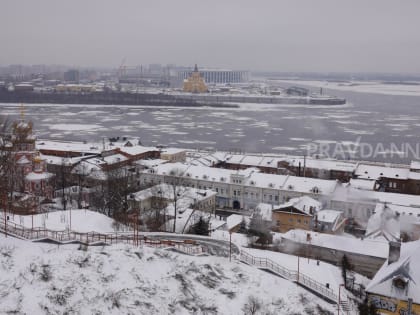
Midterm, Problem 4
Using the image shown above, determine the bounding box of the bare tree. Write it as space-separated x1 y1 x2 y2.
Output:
54 158 71 210
142 185 168 231
242 296 262 315
165 168 189 233
91 167 135 221
0 115 13 214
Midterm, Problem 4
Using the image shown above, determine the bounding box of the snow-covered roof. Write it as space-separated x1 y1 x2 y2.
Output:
410 160 420 171
366 240 420 304
41 154 85 166
355 164 409 180
332 184 420 208
349 178 376 191
408 171 420 180
245 172 288 189
130 183 216 203
150 162 247 183
365 203 400 242
287 157 356 173
160 148 187 155
70 160 106 180
275 196 322 215
118 146 158 156
25 172 53 181
223 153 284 168
282 229 389 258
36 140 102 154
102 153 128 164
148 163 338 194
282 176 338 194
16 155 31 164
226 214 249 230
316 209 342 224
135 159 168 168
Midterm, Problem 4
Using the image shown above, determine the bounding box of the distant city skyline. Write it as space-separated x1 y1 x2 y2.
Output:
1 0 420 73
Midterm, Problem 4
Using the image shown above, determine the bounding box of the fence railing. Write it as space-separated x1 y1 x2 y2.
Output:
0 215 205 255
239 250 356 314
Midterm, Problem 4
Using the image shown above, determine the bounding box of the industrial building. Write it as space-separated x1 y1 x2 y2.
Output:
177 67 249 84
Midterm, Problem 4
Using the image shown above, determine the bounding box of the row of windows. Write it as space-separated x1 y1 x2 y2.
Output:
276 218 309 226
144 176 295 202
388 181 397 188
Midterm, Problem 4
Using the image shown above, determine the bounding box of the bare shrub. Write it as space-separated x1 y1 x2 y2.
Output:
40 264 52 282
242 295 262 315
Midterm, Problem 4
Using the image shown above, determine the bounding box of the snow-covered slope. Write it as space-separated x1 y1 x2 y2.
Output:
6 210 128 233
0 236 336 315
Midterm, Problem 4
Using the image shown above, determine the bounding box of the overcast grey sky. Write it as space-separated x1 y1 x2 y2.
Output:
1 0 420 73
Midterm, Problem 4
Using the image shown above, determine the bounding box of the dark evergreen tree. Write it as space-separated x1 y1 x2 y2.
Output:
358 298 377 315
237 217 248 234
341 254 351 286
247 213 272 247
190 216 209 236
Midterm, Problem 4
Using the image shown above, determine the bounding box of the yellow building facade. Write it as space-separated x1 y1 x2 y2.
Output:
368 294 420 315
183 64 208 93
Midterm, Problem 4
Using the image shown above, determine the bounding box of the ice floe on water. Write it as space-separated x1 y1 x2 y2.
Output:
49 124 104 131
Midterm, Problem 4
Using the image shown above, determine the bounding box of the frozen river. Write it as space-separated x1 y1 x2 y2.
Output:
2 85 420 163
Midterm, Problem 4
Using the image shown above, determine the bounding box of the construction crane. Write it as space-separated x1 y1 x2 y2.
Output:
117 57 126 79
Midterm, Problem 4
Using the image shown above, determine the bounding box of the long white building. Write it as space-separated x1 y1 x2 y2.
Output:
138 162 420 226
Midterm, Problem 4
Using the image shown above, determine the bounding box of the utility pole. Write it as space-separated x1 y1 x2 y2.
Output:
297 256 300 282
229 231 232 262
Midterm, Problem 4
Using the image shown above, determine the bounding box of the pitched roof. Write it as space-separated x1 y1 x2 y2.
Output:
366 240 420 304
275 196 322 215
365 203 400 242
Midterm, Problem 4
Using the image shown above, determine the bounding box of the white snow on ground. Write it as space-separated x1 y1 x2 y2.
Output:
212 231 370 296
0 236 336 315
6 210 127 233
244 247 370 295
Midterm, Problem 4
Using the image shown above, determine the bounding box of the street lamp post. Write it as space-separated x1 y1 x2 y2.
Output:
229 231 232 262
338 283 345 315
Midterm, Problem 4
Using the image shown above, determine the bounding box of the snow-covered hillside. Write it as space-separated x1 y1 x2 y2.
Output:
0 236 336 315
6 210 128 233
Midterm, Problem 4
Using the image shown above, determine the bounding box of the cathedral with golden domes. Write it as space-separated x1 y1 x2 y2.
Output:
183 64 208 93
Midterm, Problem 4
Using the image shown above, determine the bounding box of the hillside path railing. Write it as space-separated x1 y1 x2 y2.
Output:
0 214 205 255
239 250 357 314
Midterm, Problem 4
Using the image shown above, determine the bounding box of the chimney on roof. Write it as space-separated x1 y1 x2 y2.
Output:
388 241 401 265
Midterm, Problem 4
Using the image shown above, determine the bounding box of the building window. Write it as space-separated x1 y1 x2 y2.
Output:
289 218 293 223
